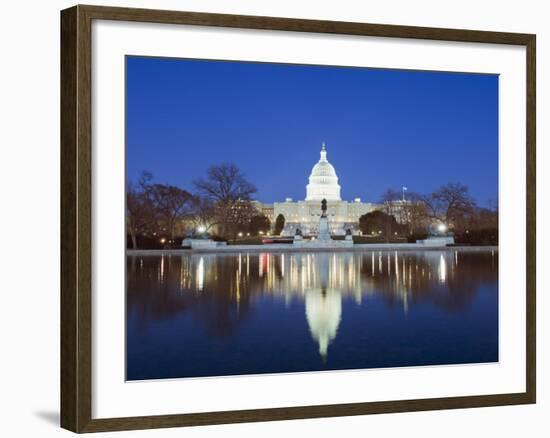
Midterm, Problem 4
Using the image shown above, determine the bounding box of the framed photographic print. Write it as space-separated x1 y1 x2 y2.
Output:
60 4 536 433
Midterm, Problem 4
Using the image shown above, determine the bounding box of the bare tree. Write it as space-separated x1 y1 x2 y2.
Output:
188 196 218 234
380 189 401 218
149 184 193 241
400 191 429 235
378 189 402 237
126 172 155 249
193 163 257 237
420 183 476 228
194 163 257 203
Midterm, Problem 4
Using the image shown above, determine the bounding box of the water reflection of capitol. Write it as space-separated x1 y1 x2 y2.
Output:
173 250 493 359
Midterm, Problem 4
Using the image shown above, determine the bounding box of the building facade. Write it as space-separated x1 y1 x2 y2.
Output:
255 143 379 236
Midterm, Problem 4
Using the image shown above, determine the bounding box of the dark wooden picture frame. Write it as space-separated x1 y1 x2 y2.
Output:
61 4 536 433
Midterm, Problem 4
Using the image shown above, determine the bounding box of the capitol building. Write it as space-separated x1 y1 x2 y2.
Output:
254 143 379 236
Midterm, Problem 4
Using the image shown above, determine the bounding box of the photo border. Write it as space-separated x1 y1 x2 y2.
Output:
60 4 536 433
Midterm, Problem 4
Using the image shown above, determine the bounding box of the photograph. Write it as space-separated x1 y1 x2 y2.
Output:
0 0 542 435
125 56 499 381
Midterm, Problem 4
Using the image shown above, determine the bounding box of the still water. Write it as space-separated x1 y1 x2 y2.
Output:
127 249 498 380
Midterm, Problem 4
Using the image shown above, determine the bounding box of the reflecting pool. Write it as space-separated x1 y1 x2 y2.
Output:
126 249 498 380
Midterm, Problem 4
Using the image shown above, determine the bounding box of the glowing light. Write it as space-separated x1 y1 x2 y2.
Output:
160 237 166 244
197 225 206 233
437 223 447 233
238 232 243 237
394 251 399 284
438 254 447 283
159 255 165 281
196 257 204 291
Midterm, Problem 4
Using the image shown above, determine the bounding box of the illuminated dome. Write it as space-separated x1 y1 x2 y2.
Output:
305 288 342 359
306 143 341 201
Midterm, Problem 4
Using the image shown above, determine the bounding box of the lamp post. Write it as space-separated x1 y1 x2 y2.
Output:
402 186 408 202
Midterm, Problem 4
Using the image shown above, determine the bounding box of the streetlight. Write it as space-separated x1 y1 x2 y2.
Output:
197 225 206 234
437 223 447 233
238 232 243 237
160 237 166 244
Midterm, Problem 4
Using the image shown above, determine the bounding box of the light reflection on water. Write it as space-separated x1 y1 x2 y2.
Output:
127 249 498 380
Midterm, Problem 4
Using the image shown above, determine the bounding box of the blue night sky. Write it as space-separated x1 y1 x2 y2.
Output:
126 56 498 206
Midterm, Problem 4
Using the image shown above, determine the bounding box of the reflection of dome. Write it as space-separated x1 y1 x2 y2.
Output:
305 288 342 359
306 143 341 201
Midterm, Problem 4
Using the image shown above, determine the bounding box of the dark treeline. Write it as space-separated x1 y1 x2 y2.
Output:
126 165 271 249
128 165 498 248
359 183 498 245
